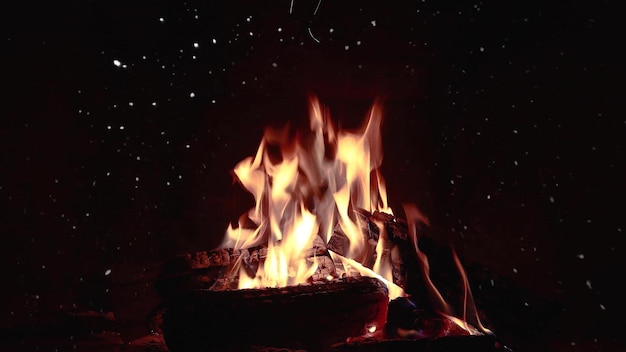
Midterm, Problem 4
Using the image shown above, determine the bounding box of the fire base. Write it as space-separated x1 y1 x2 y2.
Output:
162 277 388 352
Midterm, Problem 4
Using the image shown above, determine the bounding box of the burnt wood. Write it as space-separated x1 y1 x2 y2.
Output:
162 277 389 352
332 335 496 352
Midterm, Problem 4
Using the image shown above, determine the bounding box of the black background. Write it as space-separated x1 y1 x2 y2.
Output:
4 1 625 351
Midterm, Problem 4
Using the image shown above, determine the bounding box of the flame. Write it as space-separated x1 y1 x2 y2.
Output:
220 95 492 336
222 96 401 295
403 203 492 336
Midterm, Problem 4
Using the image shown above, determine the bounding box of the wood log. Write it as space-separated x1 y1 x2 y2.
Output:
155 235 338 297
162 277 389 352
332 335 495 352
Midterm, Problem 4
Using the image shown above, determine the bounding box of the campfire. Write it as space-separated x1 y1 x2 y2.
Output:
157 96 498 351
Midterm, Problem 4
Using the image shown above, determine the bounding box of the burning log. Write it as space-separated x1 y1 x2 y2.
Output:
332 334 496 352
154 235 337 297
162 277 389 352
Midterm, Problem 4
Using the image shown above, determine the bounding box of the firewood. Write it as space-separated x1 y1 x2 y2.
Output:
332 334 495 352
162 277 389 352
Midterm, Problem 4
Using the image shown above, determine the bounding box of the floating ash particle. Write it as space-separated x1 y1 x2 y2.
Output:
577 253 585 259
113 59 121 67
600 304 606 310
105 269 112 276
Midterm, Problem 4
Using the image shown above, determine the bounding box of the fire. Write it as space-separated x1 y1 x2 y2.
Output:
220 95 491 339
221 95 402 297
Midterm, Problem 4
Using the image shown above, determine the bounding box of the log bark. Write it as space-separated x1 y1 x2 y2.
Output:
162 277 389 352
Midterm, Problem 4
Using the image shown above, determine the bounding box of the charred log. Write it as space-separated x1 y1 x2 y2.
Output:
332 334 496 352
163 277 388 352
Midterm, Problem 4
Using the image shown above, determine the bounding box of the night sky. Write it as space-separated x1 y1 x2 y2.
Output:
4 1 626 351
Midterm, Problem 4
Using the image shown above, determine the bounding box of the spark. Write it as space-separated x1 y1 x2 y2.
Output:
307 28 320 43
289 0 294 14
314 0 322 15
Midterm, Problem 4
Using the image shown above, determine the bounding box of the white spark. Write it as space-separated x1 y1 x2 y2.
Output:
314 0 322 15
113 59 121 67
371 20 376 26
189 92 196 98
586 280 592 289
289 0 294 14
105 269 112 276
212 38 217 44
272 62 278 68
307 28 320 43
577 253 585 259
159 17 164 22
193 42 199 48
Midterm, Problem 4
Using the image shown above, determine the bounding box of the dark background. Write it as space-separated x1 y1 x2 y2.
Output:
3 1 625 351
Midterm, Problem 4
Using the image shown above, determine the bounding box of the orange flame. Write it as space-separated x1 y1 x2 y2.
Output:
403 203 491 336
221 96 401 296
219 95 494 338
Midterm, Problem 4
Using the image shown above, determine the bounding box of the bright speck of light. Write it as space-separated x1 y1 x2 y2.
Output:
152 102 157 106
577 254 585 259
135 177 139 182
371 20 376 26
105 269 112 276
586 280 592 289
120 126 125 130
278 27 282 32
600 304 606 310
212 38 217 44
190 92 196 98
159 17 164 22
480 47 485 52
272 62 277 68
345 45 349 50
113 59 121 67
193 42 199 48
128 102 134 107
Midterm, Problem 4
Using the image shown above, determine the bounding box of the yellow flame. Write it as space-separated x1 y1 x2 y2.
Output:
223 96 397 291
